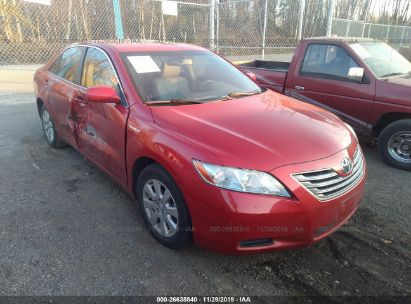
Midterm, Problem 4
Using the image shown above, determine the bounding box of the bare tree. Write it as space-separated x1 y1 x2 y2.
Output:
0 0 32 42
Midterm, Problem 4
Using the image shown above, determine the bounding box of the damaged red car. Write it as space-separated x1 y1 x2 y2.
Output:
34 43 366 254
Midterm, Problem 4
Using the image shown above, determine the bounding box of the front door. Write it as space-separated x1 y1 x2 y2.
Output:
72 47 129 186
289 43 376 133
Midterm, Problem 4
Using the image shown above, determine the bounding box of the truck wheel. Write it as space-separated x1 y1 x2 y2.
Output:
40 105 67 149
378 119 411 170
136 164 192 249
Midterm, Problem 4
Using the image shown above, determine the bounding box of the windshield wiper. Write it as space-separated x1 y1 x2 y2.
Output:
146 99 202 105
380 72 406 78
170 98 203 104
227 91 261 98
216 91 261 100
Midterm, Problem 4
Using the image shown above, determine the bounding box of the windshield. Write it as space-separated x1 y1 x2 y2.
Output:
350 41 411 78
122 50 262 104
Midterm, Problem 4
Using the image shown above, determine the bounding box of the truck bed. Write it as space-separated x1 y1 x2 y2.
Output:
236 60 289 94
238 60 290 72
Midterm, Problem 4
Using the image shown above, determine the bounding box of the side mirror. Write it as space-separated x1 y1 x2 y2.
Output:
347 67 364 82
246 72 257 81
87 86 120 104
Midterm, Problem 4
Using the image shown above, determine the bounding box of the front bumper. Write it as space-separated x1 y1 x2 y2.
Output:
181 145 367 255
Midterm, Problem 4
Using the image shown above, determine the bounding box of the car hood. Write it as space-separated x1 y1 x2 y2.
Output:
150 90 352 171
376 76 411 107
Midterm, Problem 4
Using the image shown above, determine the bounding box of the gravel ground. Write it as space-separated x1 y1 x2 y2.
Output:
0 93 410 301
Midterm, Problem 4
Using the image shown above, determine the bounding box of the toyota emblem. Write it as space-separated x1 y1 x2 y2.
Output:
341 157 353 174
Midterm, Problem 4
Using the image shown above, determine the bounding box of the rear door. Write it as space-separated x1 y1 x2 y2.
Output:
289 43 375 133
72 47 129 185
46 47 85 145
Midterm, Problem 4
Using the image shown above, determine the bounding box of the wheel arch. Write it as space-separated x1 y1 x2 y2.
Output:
372 112 411 137
131 156 157 196
130 154 194 226
36 98 44 117
131 155 182 198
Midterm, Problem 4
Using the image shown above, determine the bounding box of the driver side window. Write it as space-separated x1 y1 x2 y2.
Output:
301 44 359 79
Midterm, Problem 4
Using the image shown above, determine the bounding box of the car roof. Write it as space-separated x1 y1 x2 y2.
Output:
303 36 375 44
78 41 208 53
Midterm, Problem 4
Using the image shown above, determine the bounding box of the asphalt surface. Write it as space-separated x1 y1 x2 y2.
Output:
0 92 410 299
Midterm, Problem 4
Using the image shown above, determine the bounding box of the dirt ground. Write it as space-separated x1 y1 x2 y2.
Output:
0 90 410 302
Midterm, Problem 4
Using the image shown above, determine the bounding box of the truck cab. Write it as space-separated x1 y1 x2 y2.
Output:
239 37 411 170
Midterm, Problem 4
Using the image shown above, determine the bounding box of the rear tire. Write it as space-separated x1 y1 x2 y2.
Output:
136 164 192 249
40 105 67 149
378 119 411 170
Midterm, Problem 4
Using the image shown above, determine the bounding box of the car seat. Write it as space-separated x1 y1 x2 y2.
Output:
154 64 190 100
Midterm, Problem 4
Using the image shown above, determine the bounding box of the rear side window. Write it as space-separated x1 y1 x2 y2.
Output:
81 47 121 94
56 47 84 84
49 57 61 74
301 44 359 79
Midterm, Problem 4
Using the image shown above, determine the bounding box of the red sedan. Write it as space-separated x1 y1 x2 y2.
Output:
34 43 366 254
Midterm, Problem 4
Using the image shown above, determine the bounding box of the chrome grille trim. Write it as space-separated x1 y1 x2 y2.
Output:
293 148 364 201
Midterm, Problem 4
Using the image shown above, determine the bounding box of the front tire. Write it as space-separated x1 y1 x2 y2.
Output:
378 119 411 170
136 164 192 249
40 105 66 149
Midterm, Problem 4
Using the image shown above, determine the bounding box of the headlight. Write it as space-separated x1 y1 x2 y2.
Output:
192 160 291 197
344 122 358 140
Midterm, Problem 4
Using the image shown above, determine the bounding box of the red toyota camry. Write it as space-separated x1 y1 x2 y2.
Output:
34 43 367 254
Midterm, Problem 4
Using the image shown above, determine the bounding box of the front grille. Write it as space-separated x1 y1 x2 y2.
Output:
293 148 364 201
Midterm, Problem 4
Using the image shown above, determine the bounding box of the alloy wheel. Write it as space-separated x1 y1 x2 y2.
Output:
42 109 55 143
142 179 179 238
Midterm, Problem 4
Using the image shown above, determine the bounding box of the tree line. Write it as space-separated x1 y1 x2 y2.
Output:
1 0 410 44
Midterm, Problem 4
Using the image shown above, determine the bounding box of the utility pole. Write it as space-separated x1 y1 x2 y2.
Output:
262 0 268 59
297 0 306 40
113 0 124 40
326 0 335 37
210 0 215 50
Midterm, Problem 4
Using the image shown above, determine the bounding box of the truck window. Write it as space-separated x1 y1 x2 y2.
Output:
301 44 359 79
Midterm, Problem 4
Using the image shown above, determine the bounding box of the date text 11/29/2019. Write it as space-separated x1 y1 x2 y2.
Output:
156 296 252 303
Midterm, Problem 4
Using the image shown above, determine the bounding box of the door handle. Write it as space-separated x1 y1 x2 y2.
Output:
295 86 305 90
86 129 95 136
86 124 95 136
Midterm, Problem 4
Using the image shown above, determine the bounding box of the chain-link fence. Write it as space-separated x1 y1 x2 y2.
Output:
216 0 300 61
332 18 411 49
1 0 213 93
1 0 410 94
0 0 212 65
1 0 318 65
216 0 333 61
